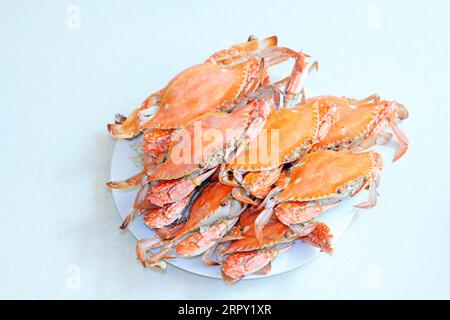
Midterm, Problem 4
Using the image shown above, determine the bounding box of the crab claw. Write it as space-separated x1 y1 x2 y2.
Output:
107 111 140 139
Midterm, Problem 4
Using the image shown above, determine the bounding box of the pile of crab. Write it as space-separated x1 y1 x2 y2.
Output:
106 35 409 284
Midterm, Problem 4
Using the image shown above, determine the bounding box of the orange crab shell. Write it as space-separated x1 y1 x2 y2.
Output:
141 58 262 130
278 150 378 202
227 101 321 172
150 98 267 181
312 97 387 150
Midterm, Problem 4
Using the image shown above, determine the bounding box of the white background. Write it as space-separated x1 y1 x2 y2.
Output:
1 0 449 299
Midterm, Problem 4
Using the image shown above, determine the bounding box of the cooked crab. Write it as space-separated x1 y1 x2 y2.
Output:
254 150 383 246
309 95 409 161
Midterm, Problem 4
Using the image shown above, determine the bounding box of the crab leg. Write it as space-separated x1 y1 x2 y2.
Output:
390 122 409 161
355 132 393 151
107 89 163 139
272 60 318 97
120 209 138 230
231 188 259 206
254 201 276 247
288 220 320 236
146 243 176 268
347 93 381 104
206 36 278 65
119 182 152 229
355 153 383 208
106 171 146 189
201 233 245 265
143 218 239 267
263 47 309 107
354 177 378 209
135 237 165 267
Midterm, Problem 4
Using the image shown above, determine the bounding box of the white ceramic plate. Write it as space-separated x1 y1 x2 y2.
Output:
109 138 368 279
